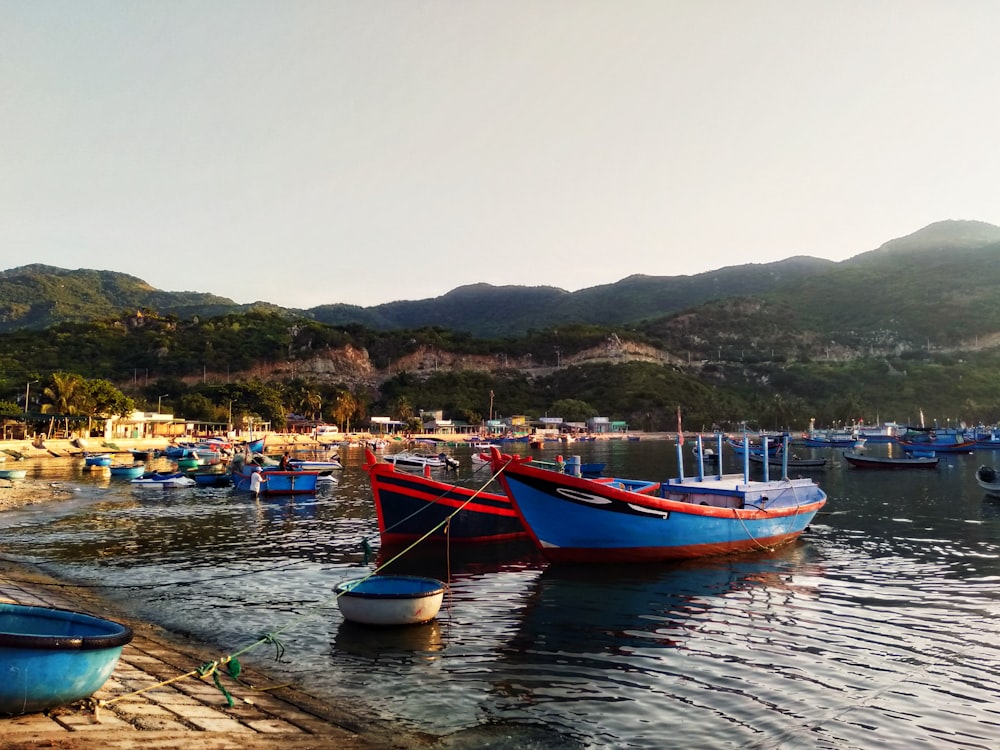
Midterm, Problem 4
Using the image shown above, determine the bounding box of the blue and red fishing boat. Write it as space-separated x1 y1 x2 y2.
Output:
230 466 319 494
490 446 826 564
897 427 975 454
364 449 527 544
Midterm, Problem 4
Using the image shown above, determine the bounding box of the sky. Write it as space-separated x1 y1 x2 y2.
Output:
2 1 999 310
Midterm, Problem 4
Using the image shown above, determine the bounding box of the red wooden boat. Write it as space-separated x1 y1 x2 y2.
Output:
364 449 528 545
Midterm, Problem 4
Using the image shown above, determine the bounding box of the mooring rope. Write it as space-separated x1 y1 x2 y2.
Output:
101 456 515 709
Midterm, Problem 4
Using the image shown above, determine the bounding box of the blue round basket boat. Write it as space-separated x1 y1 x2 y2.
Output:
0 603 133 715
335 575 445 626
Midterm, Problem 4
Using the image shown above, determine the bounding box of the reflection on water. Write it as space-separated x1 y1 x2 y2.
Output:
2 444 1000 747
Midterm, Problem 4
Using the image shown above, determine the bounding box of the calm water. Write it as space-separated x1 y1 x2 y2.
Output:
3 441 1000 749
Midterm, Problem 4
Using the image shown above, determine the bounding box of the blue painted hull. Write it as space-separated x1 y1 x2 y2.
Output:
898 438 975 453
0 603 132 715
109 464 145 478
495 460 825 564
231 468 319 494
366 456 527 544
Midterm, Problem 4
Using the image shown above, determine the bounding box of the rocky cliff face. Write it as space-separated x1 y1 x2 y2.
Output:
206 337 679 388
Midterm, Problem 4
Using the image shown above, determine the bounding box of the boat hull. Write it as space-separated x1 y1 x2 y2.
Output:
109 464 145 479
0 603 133 715
335 576 445 626
976 466 1000 497
843 452 939 469
231 468 319 494
366 455 527 544
494 458 825 564
131 472 196 488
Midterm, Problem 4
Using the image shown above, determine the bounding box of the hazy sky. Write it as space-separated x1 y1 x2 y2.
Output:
3 1 998 309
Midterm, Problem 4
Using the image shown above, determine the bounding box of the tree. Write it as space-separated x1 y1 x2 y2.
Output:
549 398 598 423
331 390 358 432
40 372 87 416
85 379 134 418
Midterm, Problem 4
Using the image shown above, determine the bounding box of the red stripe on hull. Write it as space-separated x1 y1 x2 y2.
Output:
536 532 811 564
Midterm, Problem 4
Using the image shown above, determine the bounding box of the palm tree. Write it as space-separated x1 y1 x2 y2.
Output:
332 390 358 433
40 372 87 416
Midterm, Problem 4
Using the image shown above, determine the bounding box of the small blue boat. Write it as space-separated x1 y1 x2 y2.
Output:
109 463 145 479
0 603 133 715
231 466 320 494
188 468 232 487
83 453 113 468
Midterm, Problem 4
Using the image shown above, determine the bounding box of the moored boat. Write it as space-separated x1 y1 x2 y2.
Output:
897 427 975 454
800 432 866 449
842 451 939 469
975 465 1000 498
108 463 146 479
748 453 827 470
0 603 133 715
288 458 343 471
383 451 459 471
83 452 113 468
131 471 197 488
365 449 527 544
335 575 445 626
490 447 826 564
0 469 28 480
187 467 233 487
230 466 320 494
725 436 783 455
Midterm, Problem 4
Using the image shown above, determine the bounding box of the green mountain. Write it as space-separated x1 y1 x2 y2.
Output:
3 220 1000 349
0 264 239 330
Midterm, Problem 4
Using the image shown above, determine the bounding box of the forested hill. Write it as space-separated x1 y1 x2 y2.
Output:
3 220 1000 342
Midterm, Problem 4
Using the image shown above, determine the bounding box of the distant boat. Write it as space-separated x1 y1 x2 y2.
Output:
748 453 827 470
230 466 319 494
843 451 939 469
131 471 197 488
897 427 975 453
383 451 459 471
109 463 145 479
725 436 783 455
288 458 343 471
0 468 27 480
491 448 826 564
83 453 113 468
975 465 1000 498
800 432 865 449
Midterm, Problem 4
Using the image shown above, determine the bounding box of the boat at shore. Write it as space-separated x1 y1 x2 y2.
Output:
0 603 133 715
490 447 826 564
843 451 939 469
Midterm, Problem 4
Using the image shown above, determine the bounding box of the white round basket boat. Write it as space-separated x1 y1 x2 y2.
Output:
335 575 445 626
